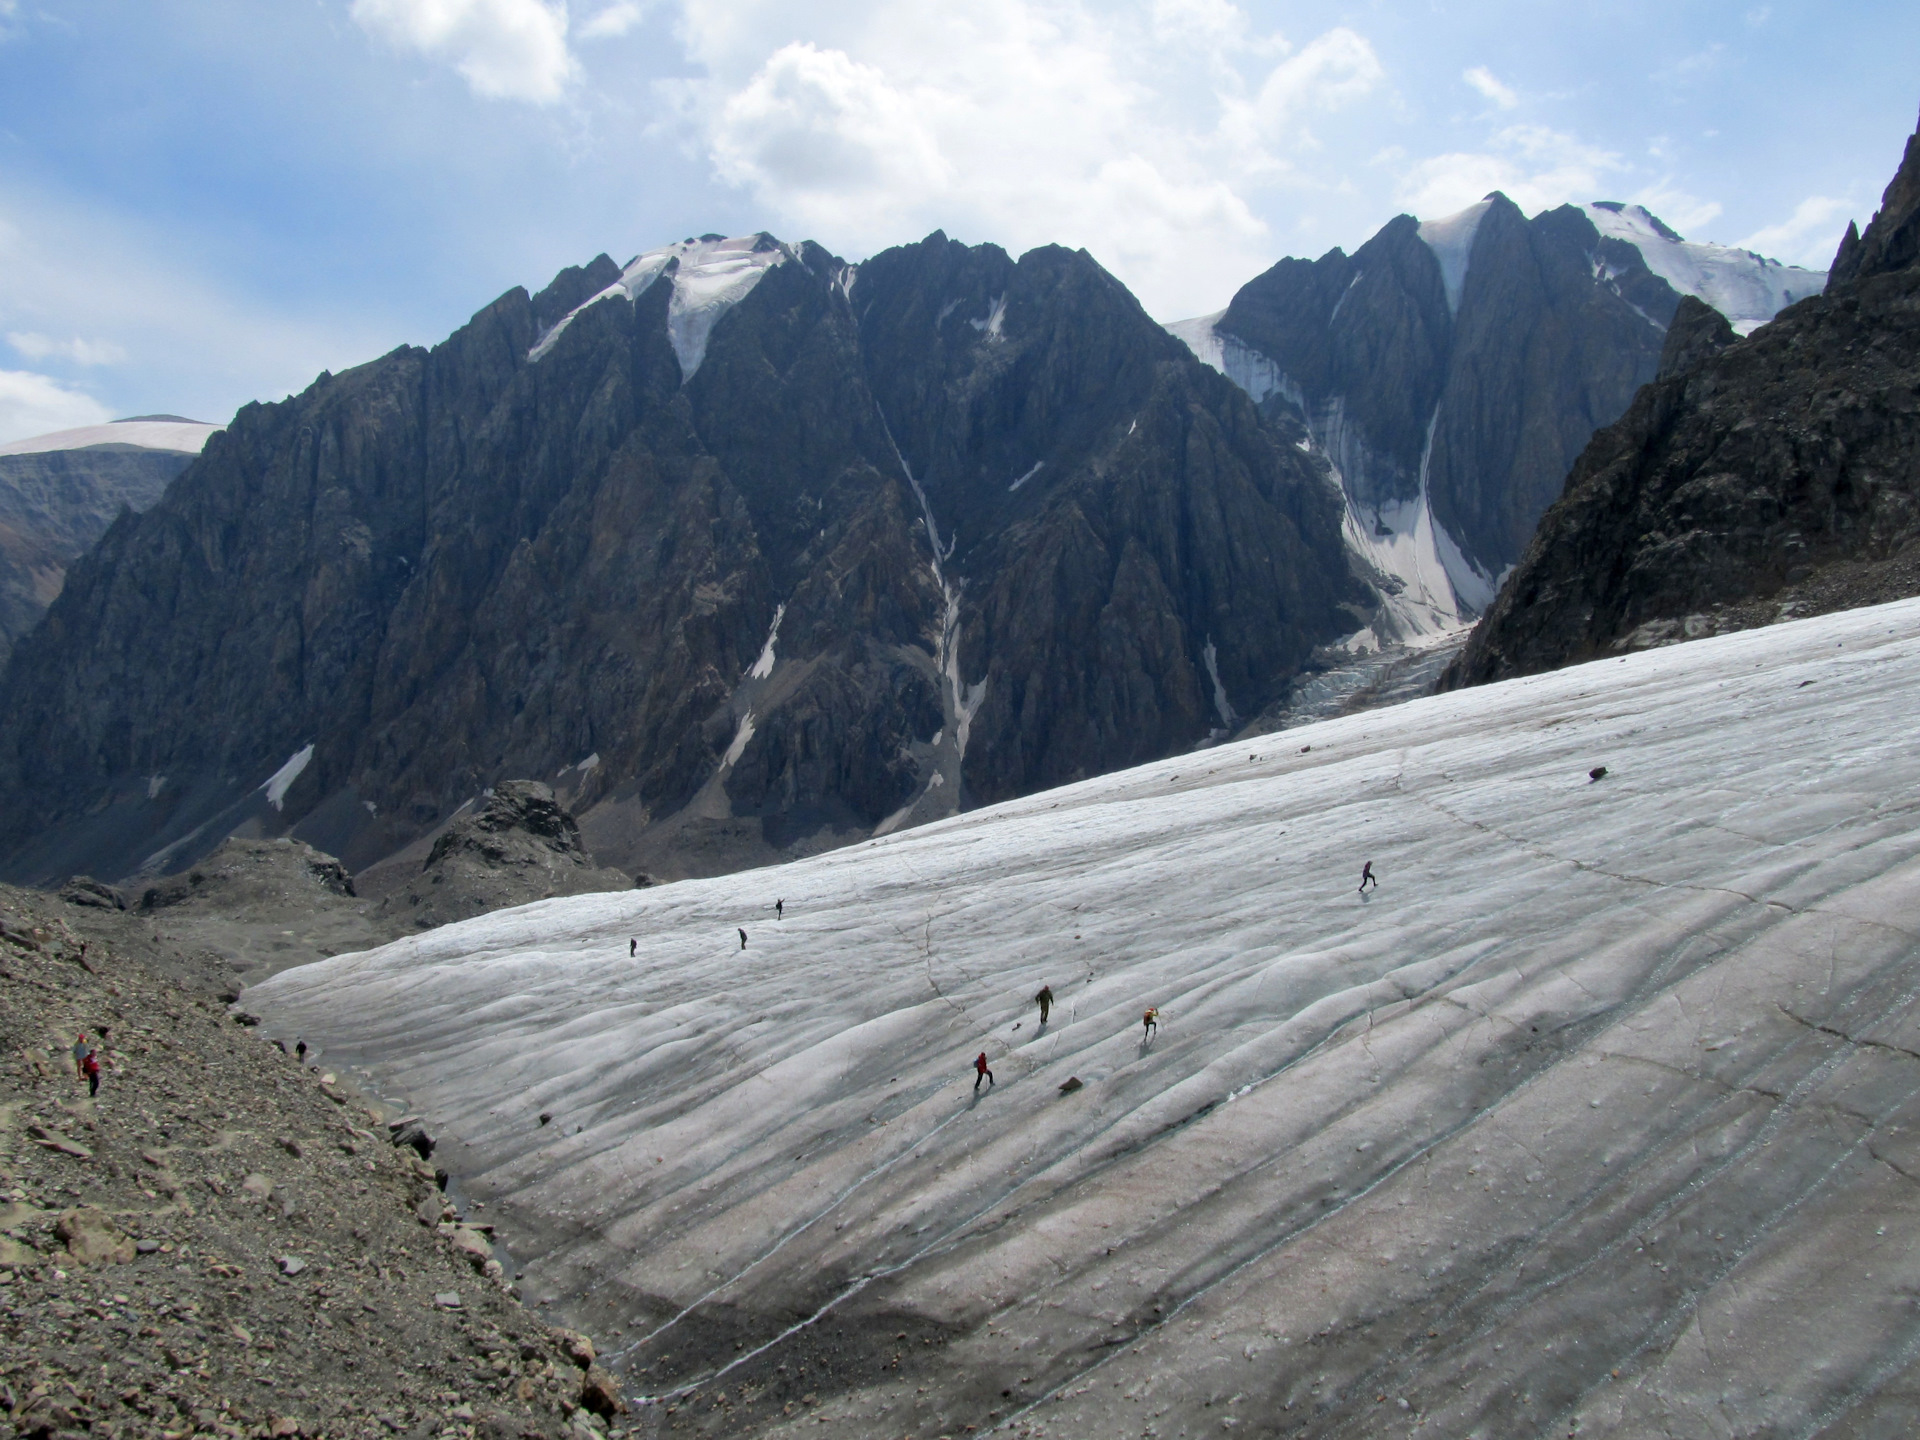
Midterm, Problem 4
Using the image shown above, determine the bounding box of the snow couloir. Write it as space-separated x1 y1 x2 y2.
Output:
251 597 1920 1436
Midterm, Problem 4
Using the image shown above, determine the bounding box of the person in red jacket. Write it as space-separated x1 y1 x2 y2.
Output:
82 1048 102 1098
973 1052 994 1091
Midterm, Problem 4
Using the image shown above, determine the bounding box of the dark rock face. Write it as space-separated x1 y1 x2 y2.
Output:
426 780 586 865
0 446 190 667
0 234 1357 884
1211 195 1682 593
1444 110 1920 687
372 780 633 935
1656 296 1737 379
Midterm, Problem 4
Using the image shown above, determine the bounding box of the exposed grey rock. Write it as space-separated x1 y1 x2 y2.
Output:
58 875 125 910
1656 294 1736 379
0 443 191 668
1213 195 1683 585
1445 106 1920 687
124 836 382 985
0 233 1356 886
365 781 633 932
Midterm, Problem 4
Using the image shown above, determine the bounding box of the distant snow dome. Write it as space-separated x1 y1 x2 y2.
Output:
528 234 794 381
1416 197 1496 315
1581 202 1827 335
0 415 221 457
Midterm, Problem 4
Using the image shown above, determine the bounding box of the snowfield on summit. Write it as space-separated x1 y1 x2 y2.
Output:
251 597 1920 1437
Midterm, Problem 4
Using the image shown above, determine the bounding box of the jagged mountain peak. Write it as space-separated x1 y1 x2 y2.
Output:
1444 105 1920 687
0 224 1357 887
1576 199 1826 335
528 232 806 377
1831 103 1920 284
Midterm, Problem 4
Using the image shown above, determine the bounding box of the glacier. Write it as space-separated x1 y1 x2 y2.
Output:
250 597 1920 1436
1581 202 1827 335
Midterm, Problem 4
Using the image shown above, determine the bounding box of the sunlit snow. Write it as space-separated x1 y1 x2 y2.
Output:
1581 202 1826 335
1417 197 1496 314
527 236 790 380
746 604 785 680
253 599 1920 1433
0 416 221 456
259 744 313 811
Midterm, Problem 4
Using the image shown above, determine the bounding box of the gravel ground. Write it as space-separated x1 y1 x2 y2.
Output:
0 883 647 1440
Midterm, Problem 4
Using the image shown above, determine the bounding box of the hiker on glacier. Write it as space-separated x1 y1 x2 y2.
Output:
1142 1007 1159 1041
738 928 748 951
1035 985 1054 1027
974 1052 994 1091
1358 861 1378 894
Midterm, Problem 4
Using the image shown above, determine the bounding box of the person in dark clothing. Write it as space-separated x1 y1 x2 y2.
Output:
974 1052 994 1091
82 1049 101 1098
1035 985 1053 1026
739 928 748 951
295 1040 307 1061
776 899 784 920
630 938 637 957
1359 861 1378 893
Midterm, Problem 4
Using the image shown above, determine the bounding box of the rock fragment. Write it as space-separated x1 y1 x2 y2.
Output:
55 1207 134 1264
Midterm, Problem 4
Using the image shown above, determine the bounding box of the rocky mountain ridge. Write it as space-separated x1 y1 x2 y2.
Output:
1169 195 1825 641
1444 106 1920 686
0 418 217 668
0 232 1359 887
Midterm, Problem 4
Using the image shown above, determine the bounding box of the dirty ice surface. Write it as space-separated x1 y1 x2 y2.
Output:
253 599 1920 1437
527 235 790 379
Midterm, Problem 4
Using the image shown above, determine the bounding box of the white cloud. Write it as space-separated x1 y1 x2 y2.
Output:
579 1 643 39
1397 125 1624 220
0 370 111 446
0 186 397 434
1737 194 1852 268
1462 66 1517 110
350 0 575 103
7 332 128 366
1626 181 1722 238
670 0 1382 317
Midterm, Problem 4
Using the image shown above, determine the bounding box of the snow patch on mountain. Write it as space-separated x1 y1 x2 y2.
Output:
1162 313 1281 404
1417 197 1495 314
1582 203 1826 335
747 604 785 680
1167 316 1481 640
260 744 314 811
0 416 221 457
970 294 1008 340
528 235 790 379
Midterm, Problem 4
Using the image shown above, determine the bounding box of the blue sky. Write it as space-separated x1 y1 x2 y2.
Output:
0 0 1913 442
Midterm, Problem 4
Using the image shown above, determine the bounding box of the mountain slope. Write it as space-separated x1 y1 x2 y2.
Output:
0 416 217 666
0 234 1357 886
1445 106 1920 687
249 596 1920 1438
1171 196 1824 638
